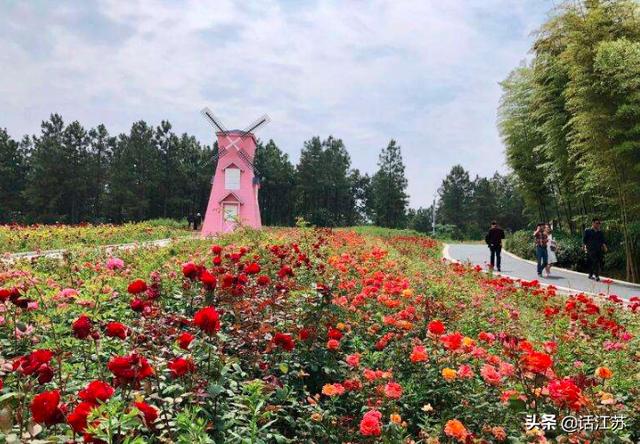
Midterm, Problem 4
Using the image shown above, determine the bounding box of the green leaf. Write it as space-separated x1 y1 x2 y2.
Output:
208 384 225 396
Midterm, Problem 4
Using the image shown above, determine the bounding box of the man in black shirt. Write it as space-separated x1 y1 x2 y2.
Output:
193 213 202 231
583 218 608 281
485 221 505 272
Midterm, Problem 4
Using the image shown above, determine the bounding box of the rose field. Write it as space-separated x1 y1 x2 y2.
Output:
0 225 639 443
0 220 191 255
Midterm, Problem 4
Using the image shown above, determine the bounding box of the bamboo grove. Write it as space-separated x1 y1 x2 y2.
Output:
498 0 640 282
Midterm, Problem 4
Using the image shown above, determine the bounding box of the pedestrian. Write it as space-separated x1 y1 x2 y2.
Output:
583 218 607 281
533 223 548 277
193 213 202 231
187 213 194 230
484 220 505 272
544 224 557 277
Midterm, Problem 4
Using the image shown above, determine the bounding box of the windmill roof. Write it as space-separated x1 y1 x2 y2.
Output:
219 192 244 204
216 130 257 142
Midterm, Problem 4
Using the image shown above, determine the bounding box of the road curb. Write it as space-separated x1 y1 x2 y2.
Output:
501 247 640 289
442 243 599 297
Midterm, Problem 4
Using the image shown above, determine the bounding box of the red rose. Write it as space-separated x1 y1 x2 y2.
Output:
37 364 54 384
67 401 94 433
14 349 54 383
277 265 294 278
127 279 147 294
521 351 553 374
359 409 382 437
384 381 403 399
410 345 428 363
257 275 271 286
199 270 217 289
428 320 446 335
299 328 312 341
72 315 93 339
440 332 463 351
167 357 196 378
130 298 146 312
177 332 195 350
272 332 295 351
108 353 154 382
221 273 234 288
547 378 584 411
327 339 340 350
0 287 12 302
478 331 495 343
213 256 222 266
105 322 128 340
31 390 65 426
245 262 261 274
78 381 115 404
193 306 221 335
328 327 343 340
211 245 223 255
182 262 199 280
134 401 158 427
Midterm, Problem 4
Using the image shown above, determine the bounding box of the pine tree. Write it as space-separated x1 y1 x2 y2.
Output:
254 139 296 226
87 125 114 221
107 121 160 221
0 129 28 222
24 114 71 222
370 140 409 228
437 165 472 231
295 136 354 226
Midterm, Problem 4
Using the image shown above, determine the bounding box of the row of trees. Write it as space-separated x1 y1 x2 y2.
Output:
0 115 410 228
1 116 213 224
498 0 640 282
428 165 527 239
256 137 409 228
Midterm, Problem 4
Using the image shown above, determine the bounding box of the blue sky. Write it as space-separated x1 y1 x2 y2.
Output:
0 0 552 208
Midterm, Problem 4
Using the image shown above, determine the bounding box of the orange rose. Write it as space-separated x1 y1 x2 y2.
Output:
410 345 428 363
442 367 457 382
444 419 468 442
595 366 613 379
390 413 402 424
321 383 345 397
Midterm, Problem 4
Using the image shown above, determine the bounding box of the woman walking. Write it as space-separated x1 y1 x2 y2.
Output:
544 224 557 277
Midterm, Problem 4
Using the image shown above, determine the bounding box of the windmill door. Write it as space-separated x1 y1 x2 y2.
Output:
222 203 239 232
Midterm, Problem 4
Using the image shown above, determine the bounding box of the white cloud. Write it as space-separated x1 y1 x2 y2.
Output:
0 0 550 207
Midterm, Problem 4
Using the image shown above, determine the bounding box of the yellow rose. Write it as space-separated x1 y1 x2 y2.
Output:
442 368 457 381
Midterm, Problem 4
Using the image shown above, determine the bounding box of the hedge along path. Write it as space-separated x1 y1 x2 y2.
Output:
0 235 203 265
443 243 640 302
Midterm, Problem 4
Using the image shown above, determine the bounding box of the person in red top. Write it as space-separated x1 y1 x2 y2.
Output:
533 223 549 277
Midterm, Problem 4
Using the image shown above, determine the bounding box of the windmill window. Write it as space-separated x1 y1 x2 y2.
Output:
225 168 241 190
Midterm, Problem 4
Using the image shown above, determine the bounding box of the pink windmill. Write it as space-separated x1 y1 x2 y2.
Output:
200 107 270 236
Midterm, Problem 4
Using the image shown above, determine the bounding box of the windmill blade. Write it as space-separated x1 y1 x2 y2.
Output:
200 147 228 168
201 107 227 132
238 148 261 175
242 114 271 135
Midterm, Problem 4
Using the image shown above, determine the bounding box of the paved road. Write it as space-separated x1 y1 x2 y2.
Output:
446 243 640 300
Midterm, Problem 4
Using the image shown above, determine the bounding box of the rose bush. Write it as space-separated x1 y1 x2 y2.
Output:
0 219 191 254
0 225 638 442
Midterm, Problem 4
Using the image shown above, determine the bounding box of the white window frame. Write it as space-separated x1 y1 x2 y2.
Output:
225 167 241 190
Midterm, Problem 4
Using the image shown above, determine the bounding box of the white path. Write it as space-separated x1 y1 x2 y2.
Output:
444 243 640 301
